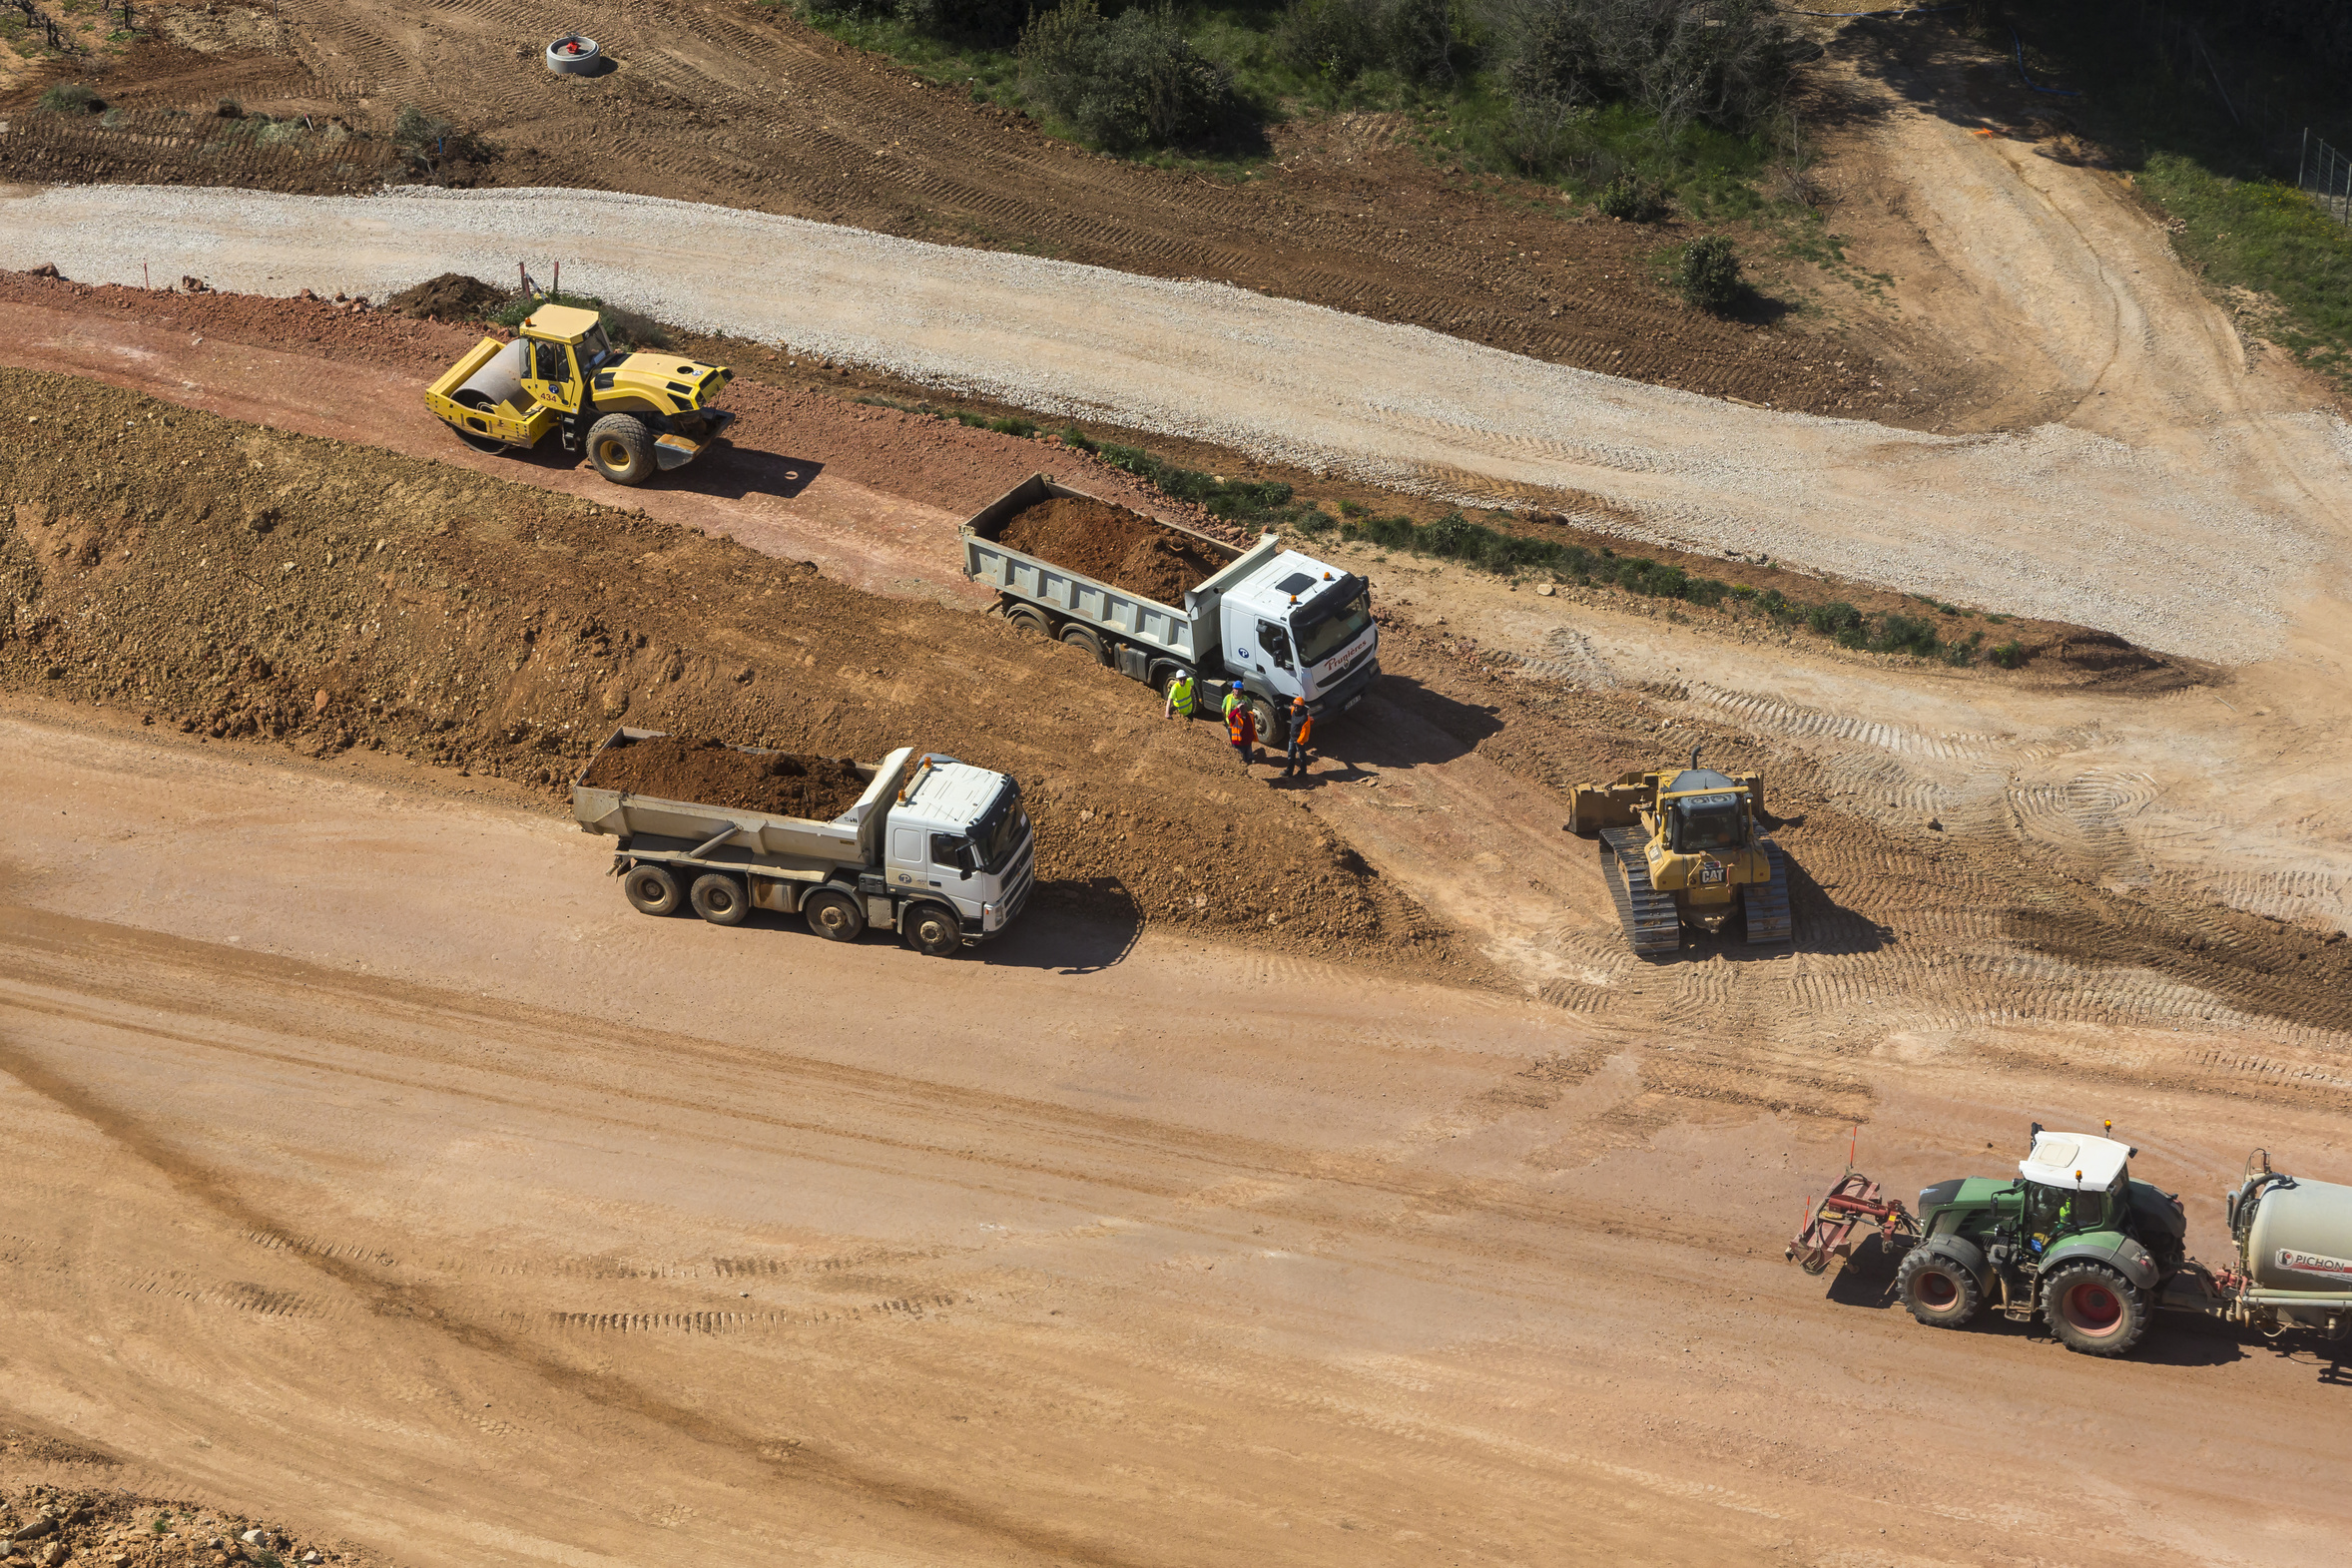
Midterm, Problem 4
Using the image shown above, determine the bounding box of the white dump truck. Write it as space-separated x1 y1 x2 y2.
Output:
961 475 1380 747
572 729 1035 955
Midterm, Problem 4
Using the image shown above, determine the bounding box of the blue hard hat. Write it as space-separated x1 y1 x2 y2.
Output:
1232 681 1244 690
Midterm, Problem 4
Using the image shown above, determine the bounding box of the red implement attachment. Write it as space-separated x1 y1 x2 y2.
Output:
1787 1170 1919 1275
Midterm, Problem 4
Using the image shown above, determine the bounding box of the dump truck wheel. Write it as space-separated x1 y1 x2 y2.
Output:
2046 1263 2149 1356
1897 1248 1982 1328
1247 695 1287 749
901 902 962 957
1059 625 1108 665
690 872 751 926
1004 604 1053 637
622 862 684 916
587 414 656 485
803 887 866 942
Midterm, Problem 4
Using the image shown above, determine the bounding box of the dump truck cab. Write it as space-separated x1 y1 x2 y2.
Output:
1217 550 1379 717
425 301 736 486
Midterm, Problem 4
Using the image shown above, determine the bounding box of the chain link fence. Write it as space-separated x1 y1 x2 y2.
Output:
2298 130 2352 228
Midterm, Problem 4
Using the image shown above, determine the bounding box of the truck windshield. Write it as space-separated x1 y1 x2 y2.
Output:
1294 591 1372 666
971 784 1029 872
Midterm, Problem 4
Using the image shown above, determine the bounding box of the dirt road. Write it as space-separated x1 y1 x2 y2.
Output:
6 180 2342 664
7 701 2352 1568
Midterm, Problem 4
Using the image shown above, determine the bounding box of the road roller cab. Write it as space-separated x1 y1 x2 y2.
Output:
423 301 735 485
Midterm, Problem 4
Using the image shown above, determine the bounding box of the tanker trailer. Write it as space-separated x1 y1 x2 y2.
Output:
2220 1149 2352 1338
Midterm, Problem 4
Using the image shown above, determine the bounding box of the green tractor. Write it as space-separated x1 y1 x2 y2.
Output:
1790 1124 2193 1355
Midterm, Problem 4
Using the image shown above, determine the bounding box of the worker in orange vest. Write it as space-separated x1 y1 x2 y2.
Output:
1283 696 1314 779
1226 695 1258 770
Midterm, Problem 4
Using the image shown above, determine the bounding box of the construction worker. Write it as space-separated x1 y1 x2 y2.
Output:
1283 696 1314 779
1164 669 1197 721
1222 680 1246 722
1226 695 1258 770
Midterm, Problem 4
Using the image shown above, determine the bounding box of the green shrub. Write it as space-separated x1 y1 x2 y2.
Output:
39 82 103 114
1275 0 1457 87
1501 0 1793 141
1990 639 2026 669
1675 234 1742 311
1597 172 1663 221
1869 612 1941 658
1018 1 1242 152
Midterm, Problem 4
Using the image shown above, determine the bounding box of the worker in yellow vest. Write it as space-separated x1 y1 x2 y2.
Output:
1163 670 1197 721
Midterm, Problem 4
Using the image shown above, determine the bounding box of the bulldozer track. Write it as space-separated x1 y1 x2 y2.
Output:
1744 840 1793 945
1597 826 1681 956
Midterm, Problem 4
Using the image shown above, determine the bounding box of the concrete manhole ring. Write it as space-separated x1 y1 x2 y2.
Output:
545 34 601 74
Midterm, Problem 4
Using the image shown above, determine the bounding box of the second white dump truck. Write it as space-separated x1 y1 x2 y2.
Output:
572 728 1035 955
961 475 1380 747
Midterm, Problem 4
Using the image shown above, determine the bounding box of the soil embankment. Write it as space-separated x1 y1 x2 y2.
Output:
0 366 1459 968
579 734 869 820
995 495 1226 603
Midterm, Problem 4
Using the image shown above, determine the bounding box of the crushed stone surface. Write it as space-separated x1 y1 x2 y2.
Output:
4 186 2344 661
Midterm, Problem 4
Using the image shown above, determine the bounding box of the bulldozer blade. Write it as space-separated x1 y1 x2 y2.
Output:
1744 839 1793 945
1598 826 1681 954
653 433 704 472
1567 784 1642 836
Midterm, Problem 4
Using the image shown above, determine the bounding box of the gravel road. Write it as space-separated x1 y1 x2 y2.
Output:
5 182 2343 662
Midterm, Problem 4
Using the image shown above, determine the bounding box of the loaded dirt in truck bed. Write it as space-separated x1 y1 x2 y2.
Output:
580 736 869 820
996 496 1228 605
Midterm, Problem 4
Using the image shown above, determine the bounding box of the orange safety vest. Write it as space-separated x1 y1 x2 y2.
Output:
1227 706 1256 746
1290 713 1313 748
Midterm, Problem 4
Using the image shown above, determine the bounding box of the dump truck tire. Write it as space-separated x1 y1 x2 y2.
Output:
622 862 683 916
1897 1248 1983 1328
690 872 751 926
1005 603 1053 637
2046 1263 2149 1356
901 902 962 957
1247 696 1287 750
803 887 866 942
587 414 656 485
1059 625 1108 665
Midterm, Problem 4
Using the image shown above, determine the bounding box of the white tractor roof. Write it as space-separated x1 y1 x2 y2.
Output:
2020 1131 2133 1192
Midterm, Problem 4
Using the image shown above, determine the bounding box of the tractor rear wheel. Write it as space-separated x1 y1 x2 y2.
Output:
1897 1248 1983 1328
587 414 657 485
2045 1263 2149 1356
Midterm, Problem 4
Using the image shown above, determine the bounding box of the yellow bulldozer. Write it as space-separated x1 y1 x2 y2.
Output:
1566 748 1792 955
424 302 735 485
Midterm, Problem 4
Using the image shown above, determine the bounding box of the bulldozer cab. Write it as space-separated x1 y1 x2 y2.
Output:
1664 781 1746 852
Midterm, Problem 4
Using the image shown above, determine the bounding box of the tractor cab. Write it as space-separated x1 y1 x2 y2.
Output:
2016 1129 2133 1255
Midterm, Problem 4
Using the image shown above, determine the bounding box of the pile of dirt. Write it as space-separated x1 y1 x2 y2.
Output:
0 366 1462 970
997 497 1228 603
0 1477 389 1568
581 735 868 819
386 271 508 321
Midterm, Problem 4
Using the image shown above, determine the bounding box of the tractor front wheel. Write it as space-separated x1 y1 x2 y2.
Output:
1896 1248 1983 1328
587 414 657 485
2045 1263 2149 1356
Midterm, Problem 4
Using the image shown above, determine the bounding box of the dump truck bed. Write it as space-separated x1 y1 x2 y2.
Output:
571 728 904 872
961 474 1276 665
